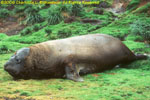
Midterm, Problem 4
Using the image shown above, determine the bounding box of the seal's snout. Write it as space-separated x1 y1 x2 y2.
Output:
4 63 9 71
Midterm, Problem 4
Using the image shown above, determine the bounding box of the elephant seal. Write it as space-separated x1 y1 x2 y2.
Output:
4 34 147 82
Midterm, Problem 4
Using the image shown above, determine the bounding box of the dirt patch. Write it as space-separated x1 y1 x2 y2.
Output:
138 0 150 7
0 17 26 36
81 18 101 25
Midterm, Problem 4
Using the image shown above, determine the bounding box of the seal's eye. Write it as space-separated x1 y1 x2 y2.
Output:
15 57 21 63
16 59 21 63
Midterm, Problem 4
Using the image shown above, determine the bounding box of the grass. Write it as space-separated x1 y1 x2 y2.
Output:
0 2 150 100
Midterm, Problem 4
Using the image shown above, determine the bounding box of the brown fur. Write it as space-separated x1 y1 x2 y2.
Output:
17 34 139 79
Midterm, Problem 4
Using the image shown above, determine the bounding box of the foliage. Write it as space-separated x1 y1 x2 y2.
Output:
71 4 84 16
45 28 52 36
0 45 9 54
0 4 9 8
0 34 8 41
33 24 41 32
24 6 44 25
57 28 72 38
20 27 32 36
14 6 26 13
59 4 72 14
130 18 150 41
125 34 144 42
0 41 30 54
126 0 140 11
0 8 10 18
47 10 63 25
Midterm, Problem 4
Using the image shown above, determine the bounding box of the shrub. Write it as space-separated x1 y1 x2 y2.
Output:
0 4 9 8
130 18 150 41
71 4 84 16
24 6 44 25
0 45 9 54
33 24 41 31
57 28 72 38
45 28 52 36
26 14 43 25
20 27 32 36
47 10 63 25
59 4 72 13
0 8 9 18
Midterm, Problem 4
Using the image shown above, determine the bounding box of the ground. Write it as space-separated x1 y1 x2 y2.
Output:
0 0 150 100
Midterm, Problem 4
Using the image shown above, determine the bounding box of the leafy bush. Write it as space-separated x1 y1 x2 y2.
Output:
45 28 52 36
20 27 32 36
71 4 84 16
0 45 9 54
0 8 10 18
47 10 63 25
0 4 9 8
57 28 72 38
24 6 44 25
26 14 43 25
130 18 150 41
59 4 72 13
33 24 41 31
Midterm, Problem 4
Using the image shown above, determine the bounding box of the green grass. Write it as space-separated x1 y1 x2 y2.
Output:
0 2 150 100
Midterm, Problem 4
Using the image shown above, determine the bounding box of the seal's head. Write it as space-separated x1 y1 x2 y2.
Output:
4 48 30 79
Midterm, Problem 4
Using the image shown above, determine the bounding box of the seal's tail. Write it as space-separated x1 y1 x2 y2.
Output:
135 54 148 60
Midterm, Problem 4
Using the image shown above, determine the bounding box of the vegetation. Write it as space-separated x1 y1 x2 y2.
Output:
133 2 150 14
24 6 44 25
130 18 150 41
20 27 32 36
0 0 150 99
71 4 84 16
126 0 140 11
0 8 10 18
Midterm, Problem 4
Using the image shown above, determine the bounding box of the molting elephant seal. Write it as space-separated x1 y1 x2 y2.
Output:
4 34 147 82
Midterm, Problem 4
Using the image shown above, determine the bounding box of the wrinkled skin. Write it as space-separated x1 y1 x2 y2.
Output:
4 48 30 78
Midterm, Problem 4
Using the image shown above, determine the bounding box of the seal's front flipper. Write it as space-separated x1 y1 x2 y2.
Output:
65 63 84 82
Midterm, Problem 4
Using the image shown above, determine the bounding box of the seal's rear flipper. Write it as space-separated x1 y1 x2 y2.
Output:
135 54 148 60
65 63 84 82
